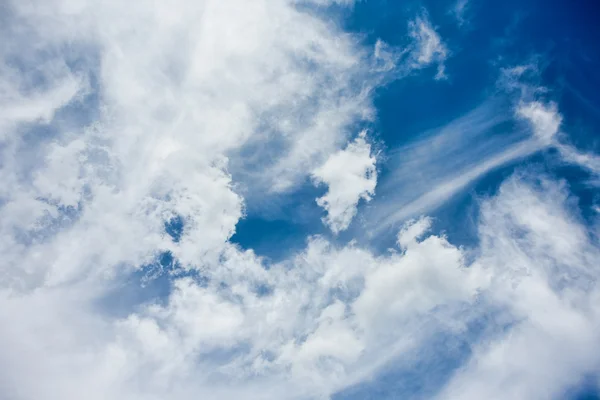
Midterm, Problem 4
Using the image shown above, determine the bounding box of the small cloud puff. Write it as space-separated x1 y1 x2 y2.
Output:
312 131 378 234
451 0 470 26
397 216 433 250
517 100 562 144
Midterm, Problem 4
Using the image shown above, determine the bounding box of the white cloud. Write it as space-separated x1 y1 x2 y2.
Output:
366 69 600 237
365 98 544 235
501 63 600 177
397 216 433 249
0 0 398 284
516 100 562 144
312 132 378 233
0 0 385 395
451 0 470 26
437 175 600 400
517 97 600 176
558 143 600 176
408 14 449 80
2 159 600 400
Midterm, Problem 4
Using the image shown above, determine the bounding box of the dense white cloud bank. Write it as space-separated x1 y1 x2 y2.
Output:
2 171 599 400
1 1 600 400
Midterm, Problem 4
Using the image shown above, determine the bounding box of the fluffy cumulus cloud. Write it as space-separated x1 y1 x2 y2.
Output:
1 1 600 400
312 131 378 233
517 100 562 143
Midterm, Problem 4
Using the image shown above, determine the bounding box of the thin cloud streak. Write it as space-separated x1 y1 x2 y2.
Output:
374 140 540 234
364 97 533 236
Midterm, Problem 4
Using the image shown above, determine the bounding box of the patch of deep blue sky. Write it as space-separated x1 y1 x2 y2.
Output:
230 0 600 262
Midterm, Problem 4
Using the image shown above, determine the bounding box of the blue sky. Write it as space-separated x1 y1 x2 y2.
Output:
1 0 600 399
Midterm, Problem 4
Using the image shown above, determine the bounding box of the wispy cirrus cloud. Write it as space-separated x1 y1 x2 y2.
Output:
407 13 449 80
365 61 600 238
510 64 600 177
436 175 600 400
450 0 470 26
364 96 538 236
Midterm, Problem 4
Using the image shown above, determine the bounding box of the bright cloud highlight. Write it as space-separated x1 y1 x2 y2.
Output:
312 132 378 233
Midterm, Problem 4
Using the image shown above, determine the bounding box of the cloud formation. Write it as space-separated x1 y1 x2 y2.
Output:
312 132 378 233
408 14 449 80
450 0 470 26
512 67 600 177
1 1 600 400
517 100 562 143
3 169 599 400
437 175 600 400
366 61 600 237
365 96 541 235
